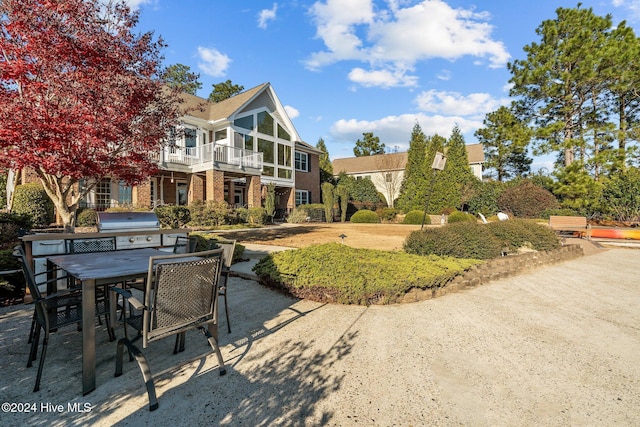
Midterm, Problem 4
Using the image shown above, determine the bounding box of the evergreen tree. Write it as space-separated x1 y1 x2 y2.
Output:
353 132 385 156
321 182 335 223
474 106 533 181
316 138 334 183
397 123 428 212
161 64 202 95
208 80 244 103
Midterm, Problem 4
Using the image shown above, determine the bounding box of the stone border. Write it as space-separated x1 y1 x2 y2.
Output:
400 244 584 303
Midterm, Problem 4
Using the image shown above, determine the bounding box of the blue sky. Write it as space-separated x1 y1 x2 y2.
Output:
128 0 640 170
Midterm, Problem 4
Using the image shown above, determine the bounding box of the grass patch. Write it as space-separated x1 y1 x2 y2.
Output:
252 243 481 305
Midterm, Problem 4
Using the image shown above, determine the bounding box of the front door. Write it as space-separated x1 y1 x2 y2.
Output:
176 180 188 206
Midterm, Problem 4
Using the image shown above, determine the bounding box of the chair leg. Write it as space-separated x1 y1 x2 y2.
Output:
34 330 49 392
115 338 158 411
27 326 40 367
28 312 36 344
200 326 226 377
221 272 231 333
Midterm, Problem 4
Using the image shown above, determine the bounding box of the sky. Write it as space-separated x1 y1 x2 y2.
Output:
127 0 640 170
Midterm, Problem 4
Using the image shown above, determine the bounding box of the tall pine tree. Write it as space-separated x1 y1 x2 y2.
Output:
397 123 427 211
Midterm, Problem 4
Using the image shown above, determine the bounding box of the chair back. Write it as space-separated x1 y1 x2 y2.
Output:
142 249 223 347
13 245 43 301
215 240 236 269
173 236 198 254
66 237 116 254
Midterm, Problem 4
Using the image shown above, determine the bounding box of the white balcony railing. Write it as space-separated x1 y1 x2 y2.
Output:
156 142 263 170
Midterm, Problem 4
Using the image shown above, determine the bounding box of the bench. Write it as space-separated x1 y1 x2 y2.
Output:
549 215 591 239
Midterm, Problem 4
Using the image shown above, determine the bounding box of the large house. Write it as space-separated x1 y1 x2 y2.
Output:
332 144 484 206
12 83 321 217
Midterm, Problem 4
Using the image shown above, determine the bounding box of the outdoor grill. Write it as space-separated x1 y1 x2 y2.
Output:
97 211 160 233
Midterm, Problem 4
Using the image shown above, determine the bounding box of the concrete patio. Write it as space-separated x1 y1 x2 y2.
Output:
1 245 639 426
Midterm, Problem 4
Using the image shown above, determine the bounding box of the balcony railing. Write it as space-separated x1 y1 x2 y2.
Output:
155 143 263 170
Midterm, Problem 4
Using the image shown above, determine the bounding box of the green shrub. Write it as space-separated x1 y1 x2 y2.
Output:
486 219 560 252
376 207 398 222
76 209 97 227
252 243 480 305
497 180 559 218
403 210 430 225
12 183 54 228
404 222 503 259
0 248 25 302
447 210 477 223
299 203 325 222
154 205 191 228
246 207 267 225
190 233 245 263
188 200 229 227
350 209 379 223
286 208 309 223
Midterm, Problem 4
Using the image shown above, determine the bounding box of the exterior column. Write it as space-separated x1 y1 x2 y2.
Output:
246 175 262 208
286 187 295 210
189 174 204 204
133 178 152 209
227 180 235 206
206 169 225 203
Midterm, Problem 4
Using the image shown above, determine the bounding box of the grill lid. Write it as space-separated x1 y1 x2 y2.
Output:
97 212 160 232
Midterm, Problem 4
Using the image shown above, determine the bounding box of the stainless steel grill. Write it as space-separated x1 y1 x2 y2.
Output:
97 212 160 232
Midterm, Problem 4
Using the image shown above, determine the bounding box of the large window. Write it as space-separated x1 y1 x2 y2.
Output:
278 143 291 167
257 111 274 135
215 129 227 142
234 115 253 131
258 138 274 163
295 190 310 206
295 152 309 172
277 123 290 141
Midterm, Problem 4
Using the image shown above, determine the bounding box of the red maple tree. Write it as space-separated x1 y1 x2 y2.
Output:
0 0 188 229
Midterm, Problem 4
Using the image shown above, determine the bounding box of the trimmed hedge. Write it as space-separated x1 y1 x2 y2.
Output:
12 183 54 228
447 210 477 223
76 209 98 227
404 219 561 259
404 222 503 259
403 210 430 225
252 243 480 305
155 205 191 228
350 209 380 223
190 232 245 263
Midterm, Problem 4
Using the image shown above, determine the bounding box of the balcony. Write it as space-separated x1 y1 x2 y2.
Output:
154 142 263 174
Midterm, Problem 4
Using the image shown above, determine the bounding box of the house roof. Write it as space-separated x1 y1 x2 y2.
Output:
179 83 270 122
332 144 485 174
295 140 323 154
332 152 408 174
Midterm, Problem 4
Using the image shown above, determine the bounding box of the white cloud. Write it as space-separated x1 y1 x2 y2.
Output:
305 0 510 88
284 105 300 119
196 47 231 77
258 3 278 29
122 0 153 9
330 113 483 150
348 67 418 88
414 89 509 117
436 69 451 81
611 0 640 22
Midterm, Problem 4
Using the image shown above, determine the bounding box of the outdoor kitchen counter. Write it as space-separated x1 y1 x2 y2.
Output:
20 228 191 242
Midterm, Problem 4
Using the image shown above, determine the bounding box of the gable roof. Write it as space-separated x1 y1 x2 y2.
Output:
332 144 485 174
179 83 269 122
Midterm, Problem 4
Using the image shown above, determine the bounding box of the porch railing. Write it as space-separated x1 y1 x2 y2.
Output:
155 143 263 170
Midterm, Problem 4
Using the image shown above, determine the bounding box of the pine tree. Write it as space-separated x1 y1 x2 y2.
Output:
316 138 334 183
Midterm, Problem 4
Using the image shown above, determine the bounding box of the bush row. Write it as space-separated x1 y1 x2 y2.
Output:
252 243 481 305
404 219 560 260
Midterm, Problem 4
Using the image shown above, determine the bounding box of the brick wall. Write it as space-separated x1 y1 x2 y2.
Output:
295 151 321 204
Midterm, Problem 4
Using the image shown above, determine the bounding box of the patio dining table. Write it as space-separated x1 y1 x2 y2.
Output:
46 247 217 396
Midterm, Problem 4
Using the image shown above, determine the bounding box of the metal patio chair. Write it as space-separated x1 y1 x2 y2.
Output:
173 236 198 254
212 240 236 333
13 246 111 392
113 249 227 411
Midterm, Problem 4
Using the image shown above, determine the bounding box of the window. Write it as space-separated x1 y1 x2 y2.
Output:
278 168 292 179
258 138 274 163
277 143 291 167
184 128 197 148
295 190 310 206
234 115 253 131
118 181 132 205
215 129 227 142
277 124 291 141
262 166 275 177
95 180 111 210
234 132 253 150
176 181 188 206
295 152 309 172
257 111 274 135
